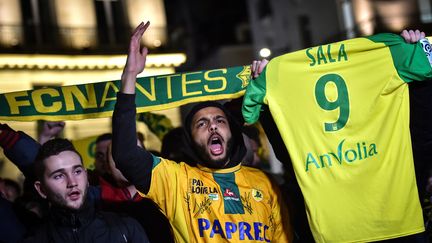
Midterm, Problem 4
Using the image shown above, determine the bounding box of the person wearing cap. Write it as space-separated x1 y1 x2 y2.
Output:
111 21 293 243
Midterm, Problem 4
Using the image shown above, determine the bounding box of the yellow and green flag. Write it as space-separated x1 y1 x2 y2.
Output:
71 135 98 169
0 66 251 121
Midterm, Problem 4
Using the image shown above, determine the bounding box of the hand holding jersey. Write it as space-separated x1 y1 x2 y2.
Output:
401 29 426 43
251 59 269 80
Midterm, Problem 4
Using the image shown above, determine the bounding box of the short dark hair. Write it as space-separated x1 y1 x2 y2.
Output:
34 138 82 181
184 101 228 134
96 133 112 144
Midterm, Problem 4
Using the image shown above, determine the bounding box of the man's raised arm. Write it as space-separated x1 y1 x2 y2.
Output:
112 21 154 194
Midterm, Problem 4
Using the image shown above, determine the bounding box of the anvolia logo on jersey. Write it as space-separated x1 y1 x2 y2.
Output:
305 139 378 172
190 179 218 195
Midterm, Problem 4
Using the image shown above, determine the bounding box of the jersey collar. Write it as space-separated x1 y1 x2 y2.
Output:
197 163 242 174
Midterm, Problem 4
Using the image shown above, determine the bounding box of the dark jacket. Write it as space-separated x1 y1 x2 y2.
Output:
112 93 154 194
0 126 171 242
0 126 149 242
22 200 149 243
0 196 26 243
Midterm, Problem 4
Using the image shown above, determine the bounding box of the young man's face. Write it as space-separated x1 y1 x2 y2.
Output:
94 139 111 175
191 107 233 168
35 151 88 210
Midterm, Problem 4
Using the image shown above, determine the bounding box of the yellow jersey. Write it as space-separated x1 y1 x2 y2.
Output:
139 156 293 243
243 33 432 242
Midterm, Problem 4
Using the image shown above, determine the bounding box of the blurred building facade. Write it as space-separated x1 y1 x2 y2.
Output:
166 0 432 69
0 0 185 180
0 0 185 137
247 0 432 59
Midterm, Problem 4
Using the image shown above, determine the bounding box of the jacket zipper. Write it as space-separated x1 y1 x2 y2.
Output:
71 214 79 242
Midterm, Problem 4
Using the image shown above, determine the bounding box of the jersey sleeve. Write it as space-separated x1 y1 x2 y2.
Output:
242 66 268 124
367 33 432 82
138 157 180 218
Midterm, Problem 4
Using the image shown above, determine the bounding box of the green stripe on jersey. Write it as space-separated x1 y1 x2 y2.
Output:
213 172 244 214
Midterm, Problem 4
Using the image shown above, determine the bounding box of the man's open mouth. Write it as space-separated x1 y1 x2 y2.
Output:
68 190 81 200
208 134 224 155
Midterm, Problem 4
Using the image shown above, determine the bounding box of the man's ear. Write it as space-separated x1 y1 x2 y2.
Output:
34 181 47 199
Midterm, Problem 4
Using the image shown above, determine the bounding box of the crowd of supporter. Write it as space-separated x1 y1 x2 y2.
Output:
0 113 302 242
1 25 432 243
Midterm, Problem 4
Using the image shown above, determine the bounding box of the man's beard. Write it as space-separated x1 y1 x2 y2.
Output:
45 186 87 211
193 137 234 169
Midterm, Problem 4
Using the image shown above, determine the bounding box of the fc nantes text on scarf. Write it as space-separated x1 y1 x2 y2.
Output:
0 66 251 121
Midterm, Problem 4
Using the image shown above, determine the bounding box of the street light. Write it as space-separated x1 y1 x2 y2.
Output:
259 48 271 58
